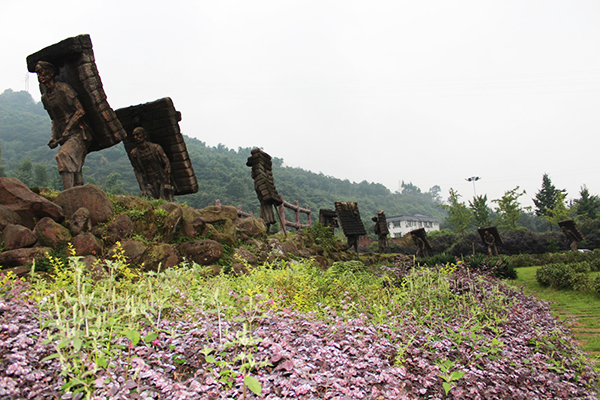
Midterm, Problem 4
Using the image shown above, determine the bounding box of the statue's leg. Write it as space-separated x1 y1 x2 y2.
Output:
60 172 74 190
74 172 85 186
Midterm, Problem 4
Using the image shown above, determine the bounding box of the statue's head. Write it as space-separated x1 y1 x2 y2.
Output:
34 61 56 84
132 127 147 144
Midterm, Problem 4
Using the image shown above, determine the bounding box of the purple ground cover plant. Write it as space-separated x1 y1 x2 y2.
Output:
0 258 598 399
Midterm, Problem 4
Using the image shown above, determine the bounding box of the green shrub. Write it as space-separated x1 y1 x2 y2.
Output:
593 275 600 294
572 273 592 292
536 263 574 290
423 253 457 267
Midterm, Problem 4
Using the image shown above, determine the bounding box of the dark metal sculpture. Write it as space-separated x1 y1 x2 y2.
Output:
558 219 585 251
128 127 173 201
409 228 432 258
246 148 282 233
334 201 366 252
27 34 126 189
116 97 198 197
319 208 339 234
478 226 502 256
372 210 389 253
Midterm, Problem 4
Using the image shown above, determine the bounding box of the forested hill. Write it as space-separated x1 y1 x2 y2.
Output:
0 89 445 224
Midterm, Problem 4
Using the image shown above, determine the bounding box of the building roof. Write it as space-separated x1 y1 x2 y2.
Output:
387 214 440 223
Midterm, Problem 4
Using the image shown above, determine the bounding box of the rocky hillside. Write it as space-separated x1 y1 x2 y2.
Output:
0 177 395 277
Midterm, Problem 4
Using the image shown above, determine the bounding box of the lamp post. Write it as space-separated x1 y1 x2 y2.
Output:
465 176 480 197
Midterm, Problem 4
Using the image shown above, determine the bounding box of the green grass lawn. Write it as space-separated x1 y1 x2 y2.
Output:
510 266 600 371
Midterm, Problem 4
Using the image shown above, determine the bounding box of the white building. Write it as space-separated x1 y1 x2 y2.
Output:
387 214 441 238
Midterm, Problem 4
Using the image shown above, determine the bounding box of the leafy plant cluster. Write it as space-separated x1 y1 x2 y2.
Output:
536 260 600 293
0 252 598 398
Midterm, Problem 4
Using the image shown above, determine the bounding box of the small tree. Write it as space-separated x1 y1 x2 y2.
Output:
13 157 33 187
32 164 50 188
439 188 472 233
493 187 528 230
573 185 600 221
469 194 492 227
533 174 565 230
540 191 570 228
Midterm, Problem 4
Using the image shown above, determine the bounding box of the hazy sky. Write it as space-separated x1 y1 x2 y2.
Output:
2 0 600 208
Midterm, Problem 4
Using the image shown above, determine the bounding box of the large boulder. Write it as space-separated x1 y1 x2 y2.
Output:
234 246 258 265
178 240 223 265
236 217 267 241
142 244 180 272
69 207 92 236
34 217 72 248
180 206 207 238
53 185 112 226
0 224 37 250
0 177 65 228
104 214 134 245
162 207 183 242
0 205 21 231
72 232 103 257
0 247 52 267
197 205 238 223
106 239 147 267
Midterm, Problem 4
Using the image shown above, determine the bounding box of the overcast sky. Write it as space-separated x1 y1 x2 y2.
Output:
2 0 600 208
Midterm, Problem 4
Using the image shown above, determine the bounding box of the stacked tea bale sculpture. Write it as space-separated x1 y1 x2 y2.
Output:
372 210 389 253
319 208 339 234
246 148 283 233
334 201 366 252
478 226 502 256
116 98 198 200
409 228 433 258
559 219 585 251
26 34 126 189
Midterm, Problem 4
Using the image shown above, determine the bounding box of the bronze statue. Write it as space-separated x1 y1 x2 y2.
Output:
372 210 389 253
559 219 584 251
334 201 366 252
319 208 339 234
116 97 198 196
27 35 127 190
129 127 173 201
477 226 502 256
246 148 283 233
409 228 432 258
35 61 92 189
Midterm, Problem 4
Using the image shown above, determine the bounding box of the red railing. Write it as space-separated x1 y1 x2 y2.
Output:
214 196 311 233
277 194 311 233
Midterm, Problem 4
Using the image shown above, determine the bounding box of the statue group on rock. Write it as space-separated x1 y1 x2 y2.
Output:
28 34 197 201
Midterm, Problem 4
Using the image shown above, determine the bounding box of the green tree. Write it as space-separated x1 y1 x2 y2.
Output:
540 191 570 228
572 185 600 221
469 194 492 227
533 174 565 230
102 172 126 195
439 188 472 233
32 164 50 188
492 186 527 229
0 146 5 177
14 157 33 186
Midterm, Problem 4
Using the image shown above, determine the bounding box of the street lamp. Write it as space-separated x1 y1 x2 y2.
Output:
465 176 481 197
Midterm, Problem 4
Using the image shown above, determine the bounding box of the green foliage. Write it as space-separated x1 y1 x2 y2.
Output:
439 188 472 233
535 261 595 292
540 191 570 230
573 185 600 221
304 222 337 251
533 174 565 222
469 195 492 228
492 186 528 230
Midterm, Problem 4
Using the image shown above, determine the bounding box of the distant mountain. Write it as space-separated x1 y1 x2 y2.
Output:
0 89 446 229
